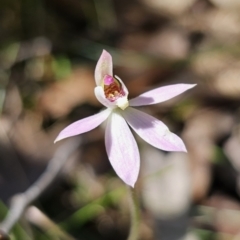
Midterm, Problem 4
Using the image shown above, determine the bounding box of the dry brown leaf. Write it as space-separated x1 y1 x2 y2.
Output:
38 67 97 118
140 0 196 15
183 109 234 201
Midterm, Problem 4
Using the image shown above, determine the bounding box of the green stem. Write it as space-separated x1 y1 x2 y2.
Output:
127 186 140 240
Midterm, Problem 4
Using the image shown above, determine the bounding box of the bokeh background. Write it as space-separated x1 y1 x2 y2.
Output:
1 0 240 239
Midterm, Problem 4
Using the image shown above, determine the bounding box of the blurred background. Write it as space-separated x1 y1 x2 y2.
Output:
1 0 240 239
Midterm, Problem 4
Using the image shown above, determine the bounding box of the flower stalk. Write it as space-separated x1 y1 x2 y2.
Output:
127 186 140 240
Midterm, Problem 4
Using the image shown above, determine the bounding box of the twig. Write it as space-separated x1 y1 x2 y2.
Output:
0 138 81 236
25 206 75 240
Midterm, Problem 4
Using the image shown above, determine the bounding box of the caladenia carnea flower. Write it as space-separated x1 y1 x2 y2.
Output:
54 50 196 187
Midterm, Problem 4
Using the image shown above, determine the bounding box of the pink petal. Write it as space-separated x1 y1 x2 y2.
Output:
129 84 196 106
114 75 129 96
95 50 113 86
54 109 111 142
122 107 187 152
105 111 140 187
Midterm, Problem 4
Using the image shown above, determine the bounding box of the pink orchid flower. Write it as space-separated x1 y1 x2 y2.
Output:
54 50 196 187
